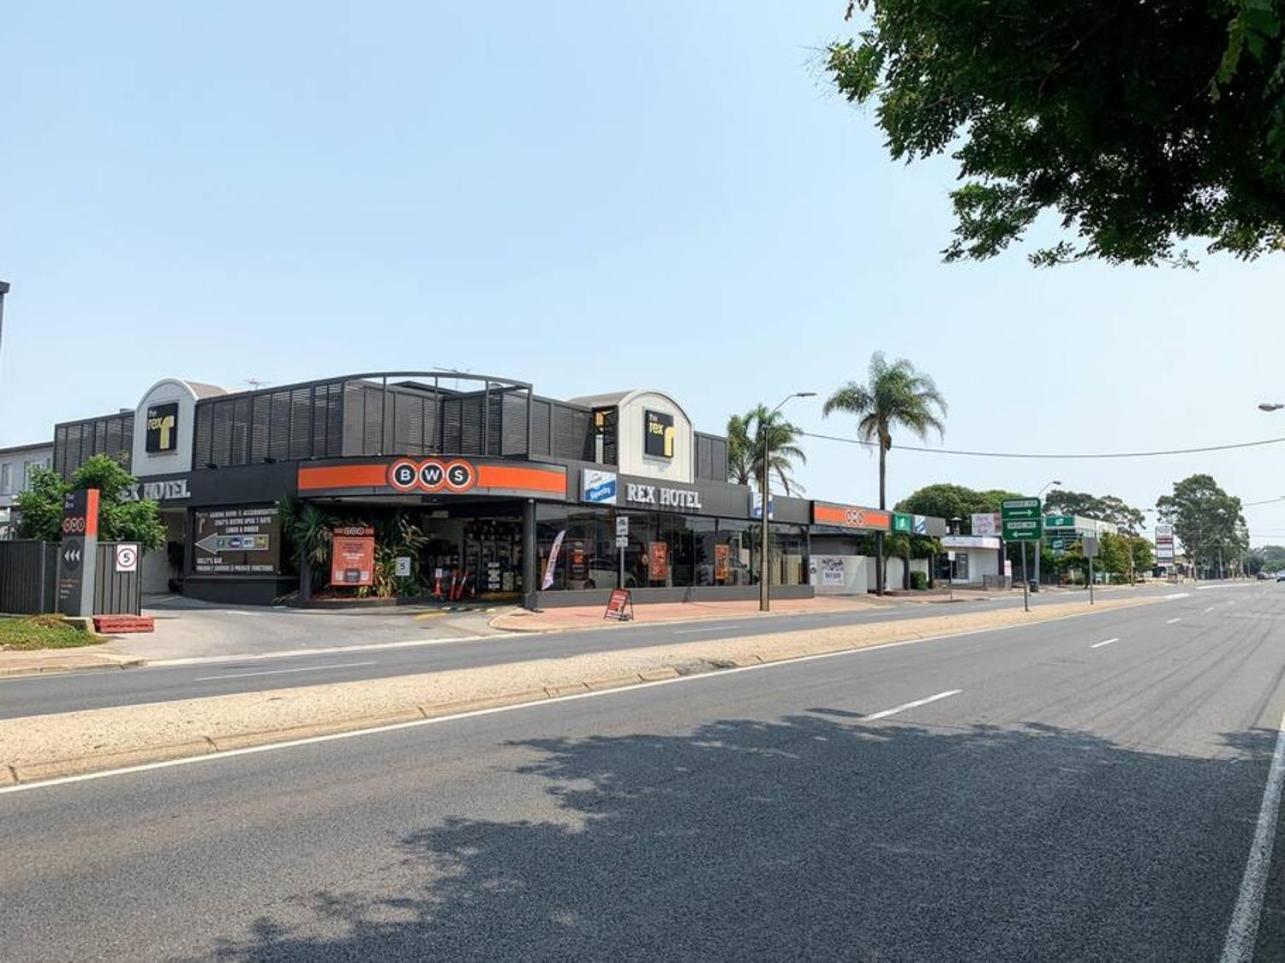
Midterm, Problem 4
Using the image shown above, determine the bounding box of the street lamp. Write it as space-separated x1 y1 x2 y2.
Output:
0 281 9 374
1032 479 1061 589
760 391 816 613
1258 402 1284 412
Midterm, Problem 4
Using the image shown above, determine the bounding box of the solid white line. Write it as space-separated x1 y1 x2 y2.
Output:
1166 618 1182 624
674 627 723 635
1165 592 1191 599
862 689 962 721
146 633 522 667
1220 710 1285 963
192 661 378 682
0 599 1178 796
1090 638 1120 649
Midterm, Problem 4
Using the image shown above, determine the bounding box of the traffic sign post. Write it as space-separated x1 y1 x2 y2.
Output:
1082 533 1100 605
615 515 629 589
1001 498 1042 612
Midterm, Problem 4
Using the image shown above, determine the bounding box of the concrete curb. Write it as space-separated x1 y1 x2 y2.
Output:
1 595 1164 788
0 657 145 678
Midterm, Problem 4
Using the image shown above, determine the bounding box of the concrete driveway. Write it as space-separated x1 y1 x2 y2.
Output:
97 595 507 662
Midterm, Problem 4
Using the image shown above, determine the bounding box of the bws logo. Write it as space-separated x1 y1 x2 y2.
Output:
387 458 476 494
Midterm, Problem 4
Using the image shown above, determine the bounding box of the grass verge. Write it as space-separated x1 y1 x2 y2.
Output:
0 615 102 651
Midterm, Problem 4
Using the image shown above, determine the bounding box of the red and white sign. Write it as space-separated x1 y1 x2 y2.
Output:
114 543 140 573
604 588 633 621
647 541 669 581
387 458 476 494
330 526 375 587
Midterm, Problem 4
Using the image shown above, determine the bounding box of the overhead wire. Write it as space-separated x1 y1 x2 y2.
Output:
798 431 1285 460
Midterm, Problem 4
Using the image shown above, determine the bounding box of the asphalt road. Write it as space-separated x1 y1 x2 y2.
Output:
2 582 1282 960
0 583 1176 719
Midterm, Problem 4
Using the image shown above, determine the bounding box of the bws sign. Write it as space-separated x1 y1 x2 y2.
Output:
388 458 476 494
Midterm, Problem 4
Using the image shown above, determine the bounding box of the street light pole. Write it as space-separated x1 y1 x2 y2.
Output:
1033 479 1061 591
0 281 9 382
759 391 815 613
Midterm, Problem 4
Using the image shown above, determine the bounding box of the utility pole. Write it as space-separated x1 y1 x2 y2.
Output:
0 281 10 383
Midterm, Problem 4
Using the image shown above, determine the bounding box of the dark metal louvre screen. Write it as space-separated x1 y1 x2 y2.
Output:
709 437 728 481
551 403 592 460
53 413 134 478
502 391 528 456
696 435 713 479
530 399 551 455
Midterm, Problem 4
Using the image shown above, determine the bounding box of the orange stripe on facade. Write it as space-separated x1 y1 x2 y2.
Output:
814 503 890 531
298 464 389 491
476 464 566 495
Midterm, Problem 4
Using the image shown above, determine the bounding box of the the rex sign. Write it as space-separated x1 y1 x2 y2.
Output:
1001 498 1043 541
57 489 101 617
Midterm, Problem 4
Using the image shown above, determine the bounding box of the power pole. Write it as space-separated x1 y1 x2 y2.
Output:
0 281 9 382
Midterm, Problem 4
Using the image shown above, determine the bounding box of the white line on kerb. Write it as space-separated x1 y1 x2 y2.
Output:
192 661 377 682
1090 638 1120 649
1166 618 1182 624
863 690 961 721
1220 710 1285 962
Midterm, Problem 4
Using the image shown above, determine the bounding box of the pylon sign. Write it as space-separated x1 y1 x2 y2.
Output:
57 489 100 616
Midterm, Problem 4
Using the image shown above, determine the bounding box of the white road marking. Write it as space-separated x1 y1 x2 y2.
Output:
1166 617 1182 624
1165 592 1191 599
145 633 523 667
1205 606 1216 613
0 600 1180 795
674 627 723 635
1220 710 1285 963
1090 638 1120 649
863 690 962 721
193 661 377 682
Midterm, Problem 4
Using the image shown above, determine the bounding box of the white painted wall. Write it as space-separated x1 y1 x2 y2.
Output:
615 390 694 484
810 555 868 594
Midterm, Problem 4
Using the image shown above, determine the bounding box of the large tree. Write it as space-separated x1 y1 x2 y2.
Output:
15 455 166 551
1045 490 1146 533
1156 474 1247 578
726 404 808 494
824 352 947 593
827 1 1285 266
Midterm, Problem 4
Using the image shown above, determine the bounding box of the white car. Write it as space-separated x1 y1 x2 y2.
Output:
583 557 637 590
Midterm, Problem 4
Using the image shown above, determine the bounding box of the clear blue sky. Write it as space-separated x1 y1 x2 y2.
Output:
4 3 1285 542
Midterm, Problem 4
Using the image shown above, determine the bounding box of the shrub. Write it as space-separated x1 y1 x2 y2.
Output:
909 571 928 591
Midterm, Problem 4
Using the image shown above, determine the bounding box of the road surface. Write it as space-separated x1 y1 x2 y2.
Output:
1 583 1281 960
0 583 1170 719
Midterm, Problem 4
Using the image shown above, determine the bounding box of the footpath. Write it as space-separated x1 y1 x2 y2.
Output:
0 593 1162 787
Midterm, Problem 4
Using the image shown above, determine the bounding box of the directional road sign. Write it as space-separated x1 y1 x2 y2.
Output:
1001 498 1043 541
1044 514 1075 529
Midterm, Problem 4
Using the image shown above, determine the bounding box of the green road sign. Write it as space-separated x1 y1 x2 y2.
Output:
1045 514 1075 528
1051 538 1065 550
892 512 913 533
1002 518 1043 541
1001 498 1041 521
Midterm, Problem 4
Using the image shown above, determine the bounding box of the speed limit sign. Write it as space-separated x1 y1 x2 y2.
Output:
115 543 140 573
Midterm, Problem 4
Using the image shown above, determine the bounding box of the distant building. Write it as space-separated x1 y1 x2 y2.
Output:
0 442 53 537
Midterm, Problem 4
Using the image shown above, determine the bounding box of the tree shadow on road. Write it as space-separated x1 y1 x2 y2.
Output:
202 713 1280 962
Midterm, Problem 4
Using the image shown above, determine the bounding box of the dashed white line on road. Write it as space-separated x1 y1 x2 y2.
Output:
1090 638 1120 649
1220 709 1285 962
674 627 723 635
863 689 962 721
1166 618 1182 624
1205 606 1216 613
193 661 378 682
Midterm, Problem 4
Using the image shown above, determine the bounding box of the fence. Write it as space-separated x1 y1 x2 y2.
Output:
0 540 141 616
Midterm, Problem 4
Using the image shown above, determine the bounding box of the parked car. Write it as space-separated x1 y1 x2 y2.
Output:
583 557 637 590
1277 572 1285 582
1258 571 1270 580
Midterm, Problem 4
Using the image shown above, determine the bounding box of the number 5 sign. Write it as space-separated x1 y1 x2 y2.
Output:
115 543 140 573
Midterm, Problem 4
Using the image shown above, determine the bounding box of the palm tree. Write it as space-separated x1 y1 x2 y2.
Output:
728 405 807 494
823 352 947 593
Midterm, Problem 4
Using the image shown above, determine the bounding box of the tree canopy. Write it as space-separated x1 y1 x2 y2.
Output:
725 404 808 494
1044 489 1146 533
15 455 166 551
1156 473 1247 574
895 483 1021 532
827 1 1285 266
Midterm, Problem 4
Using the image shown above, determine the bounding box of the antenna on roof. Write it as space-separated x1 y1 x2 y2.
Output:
245 378 269 390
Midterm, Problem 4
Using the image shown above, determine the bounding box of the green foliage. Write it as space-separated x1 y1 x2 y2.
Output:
370 513 428 599
0 615 101 651
1097 532 1132 577
1252 544 1285 572
1045 490 1146 533
827 1 1285 266
726 404 808 494
909 570 928 591
1156 474 1247 575
823 352 946 509
15 456 165 551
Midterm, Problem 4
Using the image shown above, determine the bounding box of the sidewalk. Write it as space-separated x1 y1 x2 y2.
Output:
491 593 900 632
0 649 142 678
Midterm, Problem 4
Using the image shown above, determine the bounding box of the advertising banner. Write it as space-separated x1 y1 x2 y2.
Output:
542 529 566 590
647 541 669 581
194 506 281 575
604 588 633 622
820 557 845 587
971 513 1001 537
582 468 618 504
330 525 375 587
714 544 730 583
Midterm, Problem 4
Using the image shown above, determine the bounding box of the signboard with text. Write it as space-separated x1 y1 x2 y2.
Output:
647 541 669 581
193 506 281 575
1001 498 1043 541
330 525 375 587
604 588 633 621
57 489 100 616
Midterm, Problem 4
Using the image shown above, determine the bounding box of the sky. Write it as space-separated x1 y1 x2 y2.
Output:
4 2 1285 543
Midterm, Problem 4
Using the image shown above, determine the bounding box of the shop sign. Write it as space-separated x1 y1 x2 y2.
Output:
913 515 928 535
568 539 589 581
647 541 668 581
582 468 618 504
820 557 845 587
892 513 913 533
387 458 477 494
971 512 1001 537
194 506 280 575
604 588 633 622
145 402 179 453
57 489 100 617
644 410 675 459
122 477 191 502
626 482 702 511
812 502 891 531
750 492 774 520
330 525 375 587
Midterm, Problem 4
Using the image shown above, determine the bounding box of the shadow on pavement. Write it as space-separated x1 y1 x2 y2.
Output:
201 714 1280 962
